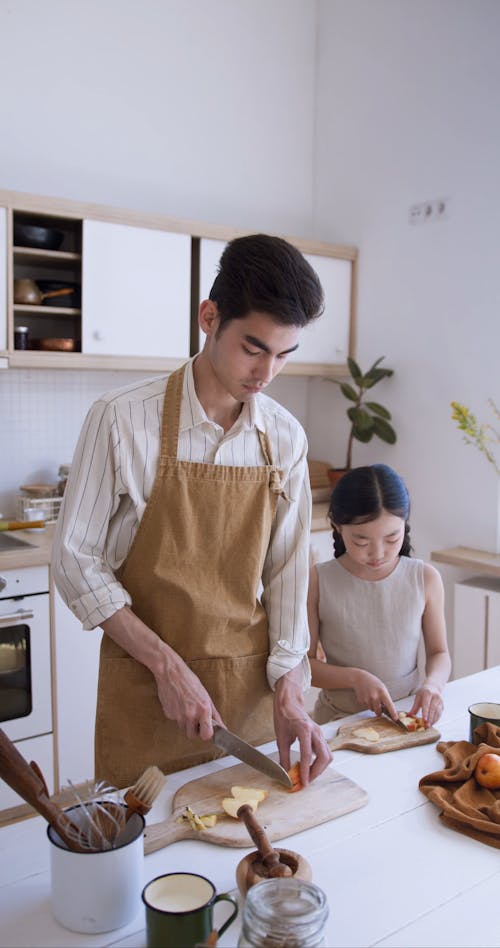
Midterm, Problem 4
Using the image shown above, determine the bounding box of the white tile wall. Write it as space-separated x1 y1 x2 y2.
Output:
0 369 309 518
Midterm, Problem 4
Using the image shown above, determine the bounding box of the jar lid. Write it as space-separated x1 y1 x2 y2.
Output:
16 326 29 332
58 465 71 476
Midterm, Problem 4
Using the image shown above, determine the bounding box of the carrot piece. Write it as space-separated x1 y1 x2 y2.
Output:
288 762 303 793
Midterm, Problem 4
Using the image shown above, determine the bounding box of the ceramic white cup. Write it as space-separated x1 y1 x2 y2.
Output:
23 506 47 531
47 806 145 934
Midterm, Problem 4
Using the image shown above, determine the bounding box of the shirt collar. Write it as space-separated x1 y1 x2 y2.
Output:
180 357 266 434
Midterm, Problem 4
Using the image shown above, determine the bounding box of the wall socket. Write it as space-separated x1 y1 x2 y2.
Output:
409 197 450 225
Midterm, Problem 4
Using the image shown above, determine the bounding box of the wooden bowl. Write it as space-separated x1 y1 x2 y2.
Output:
38 338 75 351
236 848 312 897
20 484 58 498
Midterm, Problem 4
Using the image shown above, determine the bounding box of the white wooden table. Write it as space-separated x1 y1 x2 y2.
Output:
1 666 499 948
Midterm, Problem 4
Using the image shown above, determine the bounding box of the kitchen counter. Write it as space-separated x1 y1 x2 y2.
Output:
0 525 55 570
1 666 500 947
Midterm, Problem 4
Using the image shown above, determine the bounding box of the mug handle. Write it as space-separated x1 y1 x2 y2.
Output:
213 892 239 937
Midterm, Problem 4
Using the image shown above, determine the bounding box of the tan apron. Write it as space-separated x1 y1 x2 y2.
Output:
95 363 288 788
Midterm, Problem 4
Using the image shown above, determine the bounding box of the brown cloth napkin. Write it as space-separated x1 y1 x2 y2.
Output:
419 722 500 849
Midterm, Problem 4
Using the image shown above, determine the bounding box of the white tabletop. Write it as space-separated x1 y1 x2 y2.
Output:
1 665 499 948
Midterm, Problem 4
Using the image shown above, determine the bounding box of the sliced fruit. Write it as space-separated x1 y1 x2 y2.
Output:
288 762 303 793
353 726 380 742
222 796 260 819
231 785 268 802
200 814 218 828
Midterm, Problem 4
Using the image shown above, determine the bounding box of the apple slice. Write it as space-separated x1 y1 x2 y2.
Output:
222 796 260 819
231 785 268 803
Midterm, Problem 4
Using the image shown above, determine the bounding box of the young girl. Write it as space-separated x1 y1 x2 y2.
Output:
308 464 451 727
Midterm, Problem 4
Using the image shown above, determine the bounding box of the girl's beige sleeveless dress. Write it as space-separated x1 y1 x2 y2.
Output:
313 556 425 724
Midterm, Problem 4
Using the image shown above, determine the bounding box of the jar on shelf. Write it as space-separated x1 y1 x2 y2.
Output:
237 878 329 947
14 326 29 350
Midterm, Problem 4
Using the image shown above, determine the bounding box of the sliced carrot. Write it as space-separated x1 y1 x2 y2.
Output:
288 762 303 793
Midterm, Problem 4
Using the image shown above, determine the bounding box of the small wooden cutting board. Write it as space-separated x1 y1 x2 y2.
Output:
144 758 368 855
327 716 440 754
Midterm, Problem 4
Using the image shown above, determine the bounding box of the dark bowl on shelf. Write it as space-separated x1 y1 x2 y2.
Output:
14 223 64 251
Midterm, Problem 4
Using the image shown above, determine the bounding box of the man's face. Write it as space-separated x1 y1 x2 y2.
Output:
204 310 300 402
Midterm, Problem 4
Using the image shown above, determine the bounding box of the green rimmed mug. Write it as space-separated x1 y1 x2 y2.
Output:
142 872 238 948
468 702 500 744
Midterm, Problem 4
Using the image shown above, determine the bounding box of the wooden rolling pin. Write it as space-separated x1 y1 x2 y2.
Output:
0 521 45 531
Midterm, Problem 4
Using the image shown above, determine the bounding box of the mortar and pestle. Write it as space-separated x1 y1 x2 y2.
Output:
235 803 312 897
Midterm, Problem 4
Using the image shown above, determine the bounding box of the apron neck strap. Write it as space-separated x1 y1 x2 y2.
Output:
161 364 186 462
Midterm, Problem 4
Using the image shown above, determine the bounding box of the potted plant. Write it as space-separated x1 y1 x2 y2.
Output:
327 356 397 485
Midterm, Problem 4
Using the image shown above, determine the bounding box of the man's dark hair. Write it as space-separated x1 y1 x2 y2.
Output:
209 234 324 330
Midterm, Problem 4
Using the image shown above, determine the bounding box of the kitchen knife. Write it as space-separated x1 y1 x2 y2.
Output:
211 722 293 789
380 706 409 732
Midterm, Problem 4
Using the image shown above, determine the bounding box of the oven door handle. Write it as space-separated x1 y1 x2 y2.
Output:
0 609 35 624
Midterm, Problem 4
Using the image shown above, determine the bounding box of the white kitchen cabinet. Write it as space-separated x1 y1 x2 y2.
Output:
53 587 102 787
0 207 7 353
310 529 334 566
0 734 54 811
82 219 191 358
453 577 500 679
198 238 353 370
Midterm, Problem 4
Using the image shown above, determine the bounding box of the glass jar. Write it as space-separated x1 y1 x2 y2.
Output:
237 878 329 947
14 326 29 350
57 465 71 496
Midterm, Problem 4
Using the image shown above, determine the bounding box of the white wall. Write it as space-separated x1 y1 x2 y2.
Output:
0 0 316 514
310 0 500 645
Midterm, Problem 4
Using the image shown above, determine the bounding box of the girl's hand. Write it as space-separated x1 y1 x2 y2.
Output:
409 683 443 726
352 670 396 718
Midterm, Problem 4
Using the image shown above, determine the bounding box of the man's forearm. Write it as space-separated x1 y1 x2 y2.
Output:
101 605 180 681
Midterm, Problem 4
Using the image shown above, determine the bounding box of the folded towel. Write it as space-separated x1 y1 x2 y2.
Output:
419 722 500 849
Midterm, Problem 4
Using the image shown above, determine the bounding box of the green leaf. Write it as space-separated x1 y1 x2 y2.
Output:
352 422 375 443
372 417 397 444
340 383 359 402
348 407 373 430
347 357 363 383
363 368 394 388
365 401 392 419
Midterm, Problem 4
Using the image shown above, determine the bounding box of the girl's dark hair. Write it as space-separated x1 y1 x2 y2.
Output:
328 464 412 558
209 234 324 330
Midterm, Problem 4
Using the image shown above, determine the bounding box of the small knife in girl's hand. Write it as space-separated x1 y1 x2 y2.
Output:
380 706 409 732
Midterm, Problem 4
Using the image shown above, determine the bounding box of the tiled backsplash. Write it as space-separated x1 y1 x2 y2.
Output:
0 368 309 518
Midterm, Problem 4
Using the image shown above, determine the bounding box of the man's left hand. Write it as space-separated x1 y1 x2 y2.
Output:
274 666 332 787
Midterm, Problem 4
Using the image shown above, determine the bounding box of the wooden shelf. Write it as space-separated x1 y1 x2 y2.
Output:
431 546 500 578
14 304 80 317
13 247 81 266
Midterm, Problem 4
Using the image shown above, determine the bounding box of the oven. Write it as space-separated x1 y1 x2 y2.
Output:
0 564 54 809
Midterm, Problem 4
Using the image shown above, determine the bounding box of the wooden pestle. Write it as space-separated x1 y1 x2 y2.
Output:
236 804 292 877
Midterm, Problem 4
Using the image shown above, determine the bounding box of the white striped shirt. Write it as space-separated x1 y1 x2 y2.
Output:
52 358 312 690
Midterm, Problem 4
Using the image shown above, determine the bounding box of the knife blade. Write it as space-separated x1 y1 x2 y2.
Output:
380 706 409 732
211 723 293 789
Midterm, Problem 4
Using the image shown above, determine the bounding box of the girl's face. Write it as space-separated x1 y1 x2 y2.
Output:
336 510 405 578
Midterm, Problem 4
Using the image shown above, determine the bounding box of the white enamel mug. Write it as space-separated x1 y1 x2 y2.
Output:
47 806 145 934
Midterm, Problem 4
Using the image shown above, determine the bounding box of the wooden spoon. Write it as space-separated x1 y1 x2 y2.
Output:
0 728 96 852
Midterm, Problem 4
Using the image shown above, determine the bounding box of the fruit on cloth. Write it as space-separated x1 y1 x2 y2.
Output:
222 785 267 819
474 752 500 789
288 762 303 793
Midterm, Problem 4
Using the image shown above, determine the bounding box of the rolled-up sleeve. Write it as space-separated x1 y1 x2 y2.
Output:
51 399 133 630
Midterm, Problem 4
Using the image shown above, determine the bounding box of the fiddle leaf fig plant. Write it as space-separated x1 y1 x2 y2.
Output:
330 356 397 471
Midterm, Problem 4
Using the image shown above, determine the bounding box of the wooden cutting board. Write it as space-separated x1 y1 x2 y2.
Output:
144 758 368 855
327 715 440 754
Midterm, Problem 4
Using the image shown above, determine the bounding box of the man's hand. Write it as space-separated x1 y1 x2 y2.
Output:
273 666 332 787
154 648 224 740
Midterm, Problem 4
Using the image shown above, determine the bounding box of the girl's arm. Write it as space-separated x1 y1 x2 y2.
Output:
307 564 397 716
409 563 451 725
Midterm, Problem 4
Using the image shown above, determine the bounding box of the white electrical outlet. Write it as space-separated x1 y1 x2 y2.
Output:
408 197 450 224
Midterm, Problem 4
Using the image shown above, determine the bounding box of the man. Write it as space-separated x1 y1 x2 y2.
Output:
52 234 332 790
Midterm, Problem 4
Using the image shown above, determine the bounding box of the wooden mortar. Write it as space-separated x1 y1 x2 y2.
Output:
236 847 313 897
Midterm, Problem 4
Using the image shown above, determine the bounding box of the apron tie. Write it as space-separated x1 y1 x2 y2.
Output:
269 466 291 502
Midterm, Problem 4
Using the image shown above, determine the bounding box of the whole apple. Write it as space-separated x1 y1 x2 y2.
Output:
474 752 500 789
